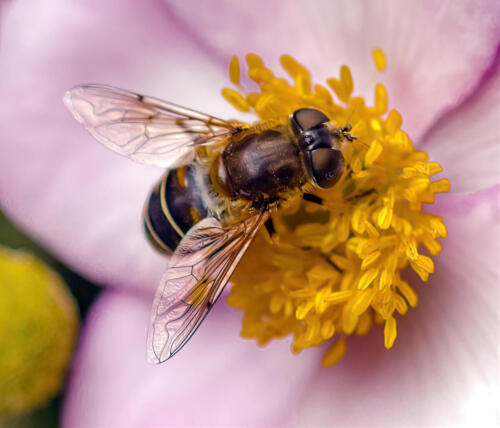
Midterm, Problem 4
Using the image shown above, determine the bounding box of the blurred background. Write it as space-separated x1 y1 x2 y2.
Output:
0 210 99 427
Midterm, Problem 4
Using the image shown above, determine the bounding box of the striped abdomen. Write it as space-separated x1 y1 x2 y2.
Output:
143 165 208 253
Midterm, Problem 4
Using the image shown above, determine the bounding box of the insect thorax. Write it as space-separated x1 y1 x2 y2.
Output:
217 125 308 202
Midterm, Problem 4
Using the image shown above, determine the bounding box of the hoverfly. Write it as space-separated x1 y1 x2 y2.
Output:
64 84 355 363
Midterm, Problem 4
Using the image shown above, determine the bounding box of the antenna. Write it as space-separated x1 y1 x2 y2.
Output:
341 124 356 142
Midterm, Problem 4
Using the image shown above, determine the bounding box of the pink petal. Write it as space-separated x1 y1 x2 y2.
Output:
0 0 237 292
62 291 323 427
420 52 500 193
166 0 500 141
289 187 500 426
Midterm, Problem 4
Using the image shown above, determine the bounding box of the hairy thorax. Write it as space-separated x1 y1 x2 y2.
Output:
215 126 307 202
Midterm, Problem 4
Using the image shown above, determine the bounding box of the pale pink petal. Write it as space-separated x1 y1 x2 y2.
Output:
62 291 323 428
166 0 500 141
289 187 500 426
420 52 500 193
0 0 237 292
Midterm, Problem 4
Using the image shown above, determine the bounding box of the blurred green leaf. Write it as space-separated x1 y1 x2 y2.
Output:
1 399 60 428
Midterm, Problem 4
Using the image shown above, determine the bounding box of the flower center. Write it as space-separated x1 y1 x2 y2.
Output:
222 51 449 366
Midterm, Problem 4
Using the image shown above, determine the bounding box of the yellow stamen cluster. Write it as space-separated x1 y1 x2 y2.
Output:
0 248 79 418
222 51 449 366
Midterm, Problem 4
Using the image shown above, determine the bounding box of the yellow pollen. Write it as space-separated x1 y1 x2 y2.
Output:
222 51 449 366
229 56 240 85
373 48 387 71
322 338 347 367
383 317 397 348
327 65 354 104
221 88 250 112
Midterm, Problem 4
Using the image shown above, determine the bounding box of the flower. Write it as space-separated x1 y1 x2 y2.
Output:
223 52 449 365
0 0 499 426
0 247 78 419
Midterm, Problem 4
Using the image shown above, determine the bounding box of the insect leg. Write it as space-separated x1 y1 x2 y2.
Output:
303 193 324 205
264 217 276 239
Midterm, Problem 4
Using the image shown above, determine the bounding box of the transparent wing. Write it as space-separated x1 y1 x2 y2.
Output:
147 211 268 363
64 84 237 168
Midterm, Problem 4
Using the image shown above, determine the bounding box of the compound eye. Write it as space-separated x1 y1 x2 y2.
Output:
310 148 345 188
291 108 329 135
